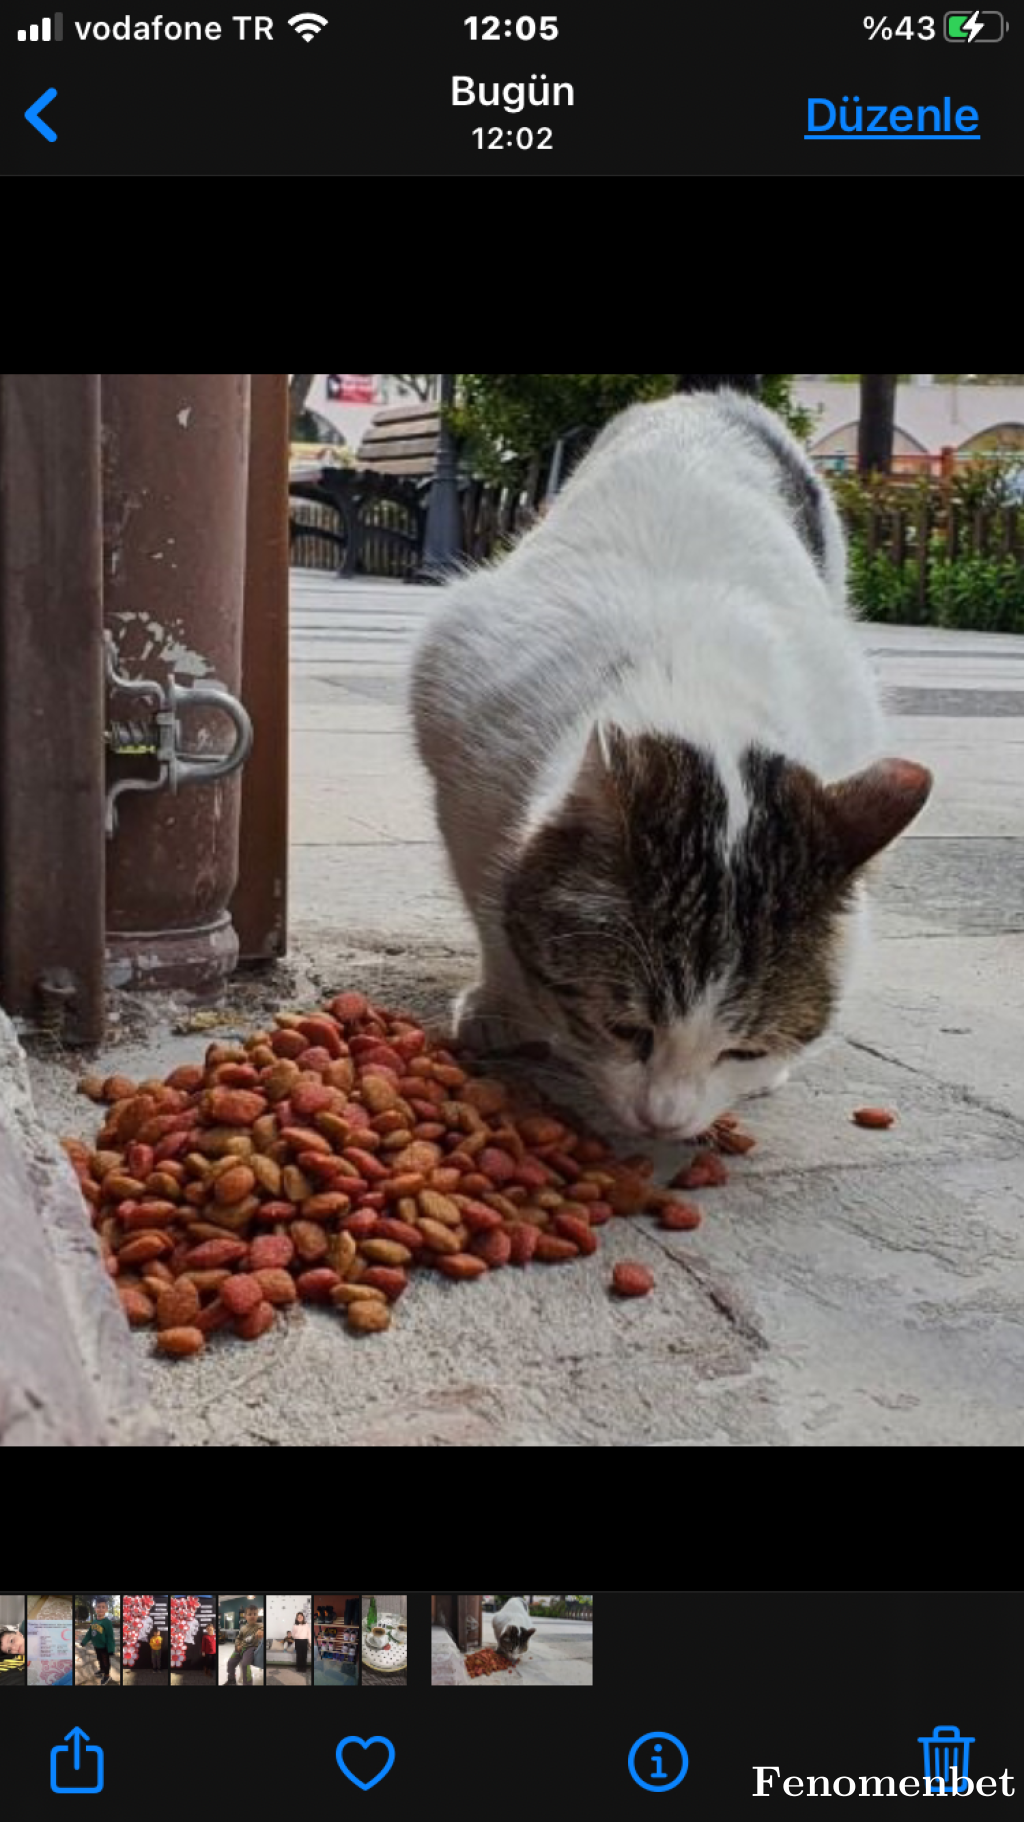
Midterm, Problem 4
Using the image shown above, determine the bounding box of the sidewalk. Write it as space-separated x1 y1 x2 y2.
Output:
10 583 1024 1446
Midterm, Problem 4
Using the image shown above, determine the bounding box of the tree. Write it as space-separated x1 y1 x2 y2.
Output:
289 373 316 438
387 374 437 400
453 374 678 482
858 374 898 475
453 373 814 481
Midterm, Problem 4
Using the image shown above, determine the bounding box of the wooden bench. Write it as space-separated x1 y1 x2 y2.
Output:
356 402 441 477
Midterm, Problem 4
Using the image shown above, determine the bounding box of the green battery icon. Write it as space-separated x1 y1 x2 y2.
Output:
944 10 1005 38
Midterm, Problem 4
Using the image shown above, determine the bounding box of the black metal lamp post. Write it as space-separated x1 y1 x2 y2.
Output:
418 372 462 582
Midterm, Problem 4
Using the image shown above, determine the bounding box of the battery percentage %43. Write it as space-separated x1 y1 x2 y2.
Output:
863 16 937 38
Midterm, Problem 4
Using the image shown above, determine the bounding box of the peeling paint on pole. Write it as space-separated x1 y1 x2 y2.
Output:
102 373 252 994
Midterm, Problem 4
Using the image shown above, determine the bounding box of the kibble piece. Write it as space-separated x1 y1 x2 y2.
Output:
119 1286 155 1326
658 1200 703 1232
155 1279 201 1329
347 1299 392 1333
359 1238 413 1266
507 1224 540 1265
331 1282 387 1307
671 1150 730 1190
471 1228 512 1269
235 1300 276 1340
220 1273 264 1317
156 1325 205 1356
249 1233 295 1271
612 1261 654 1297
295 1268 341 1303
291 1219 329 1263
437 1253 488 1280
253 1267 298 1305
535 1234 578 1262
553 1212 598 1255
359 1265 408 1301
853 1107 896 1129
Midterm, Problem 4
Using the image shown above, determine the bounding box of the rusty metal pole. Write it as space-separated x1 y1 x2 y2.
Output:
232 373 290 963
457 1595 483 1653
0 373 106 1043
102 374 251 994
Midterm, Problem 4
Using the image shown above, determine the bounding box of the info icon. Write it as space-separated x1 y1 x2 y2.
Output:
628 1732 689 1793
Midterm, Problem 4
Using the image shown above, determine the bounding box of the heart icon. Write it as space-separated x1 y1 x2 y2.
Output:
335 1736 396 1791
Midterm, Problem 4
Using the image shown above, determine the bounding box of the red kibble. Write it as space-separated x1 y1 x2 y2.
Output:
296 1268 341 1303
658 1200 703 1232
437 1253 488 1280
471 1228 512 1269
507 1224 540 1265
234 1300 276 1340
371 1217 426 1251
612 1261 654 1298
553 1212 598 1255
296 1016 344 1058
853 1107 897 1129
290 1081 337 1118
534 1234 578 1263
671 1150 730 1190
254 1199 299 1224
220 1274 264 1317
479 1147 518 1185
329 991 369 1024
359 1265 408 1301
249 1234 295 1271
338 1209 378 1239
459 1199 504 1235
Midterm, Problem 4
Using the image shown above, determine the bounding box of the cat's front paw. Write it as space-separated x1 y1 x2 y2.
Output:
453 986 526 1056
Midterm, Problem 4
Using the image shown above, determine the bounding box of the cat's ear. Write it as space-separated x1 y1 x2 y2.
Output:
522 1629 536 1644
825 758 933 872
567 725 626 822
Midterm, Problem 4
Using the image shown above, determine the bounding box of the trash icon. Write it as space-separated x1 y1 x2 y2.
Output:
918 1727 975 1796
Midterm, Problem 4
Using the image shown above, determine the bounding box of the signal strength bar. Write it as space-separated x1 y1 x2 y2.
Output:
17 12 62 38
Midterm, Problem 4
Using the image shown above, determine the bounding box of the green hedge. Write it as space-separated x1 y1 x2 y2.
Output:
834 467 1024 632
849 539 1024 632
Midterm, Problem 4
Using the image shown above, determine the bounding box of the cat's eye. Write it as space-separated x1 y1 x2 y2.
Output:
609 1023 655 1063
719 1047 768 1063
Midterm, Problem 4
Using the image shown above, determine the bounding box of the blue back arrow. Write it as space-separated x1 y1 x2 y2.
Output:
25 87 57 141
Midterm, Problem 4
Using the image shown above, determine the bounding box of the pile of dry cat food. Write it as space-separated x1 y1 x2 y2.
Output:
465 1649 518 1678
62 992 755 1357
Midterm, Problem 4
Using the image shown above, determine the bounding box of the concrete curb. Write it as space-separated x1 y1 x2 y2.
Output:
0 1011 164 1446
431 1630 472 1685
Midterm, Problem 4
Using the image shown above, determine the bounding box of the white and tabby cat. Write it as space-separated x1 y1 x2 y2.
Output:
411 389 932 1141
491 1597 536 1660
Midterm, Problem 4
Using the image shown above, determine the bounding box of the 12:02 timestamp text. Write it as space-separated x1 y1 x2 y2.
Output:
472 125 553 147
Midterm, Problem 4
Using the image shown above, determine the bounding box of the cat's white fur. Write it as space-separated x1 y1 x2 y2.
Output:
411 392 889 1137
491 1597 535 1658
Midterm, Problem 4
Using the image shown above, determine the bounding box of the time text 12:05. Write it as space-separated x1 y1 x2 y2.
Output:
465 16 560 36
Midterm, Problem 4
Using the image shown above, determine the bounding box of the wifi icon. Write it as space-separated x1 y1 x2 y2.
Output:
288 11 328 37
